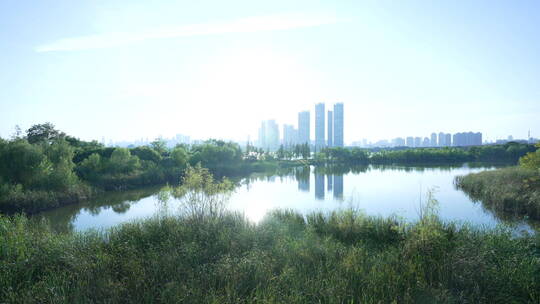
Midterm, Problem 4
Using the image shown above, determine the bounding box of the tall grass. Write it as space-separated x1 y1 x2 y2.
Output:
1 206 539 303
456 166 540 220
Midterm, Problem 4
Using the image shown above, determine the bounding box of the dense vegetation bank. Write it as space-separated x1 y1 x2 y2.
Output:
313 142 537 165
0 124 284 214
456 144 540 221
2 207 539 303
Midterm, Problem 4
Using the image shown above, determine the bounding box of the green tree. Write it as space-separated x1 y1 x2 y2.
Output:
26 122 65 144
78 153 103 181
108 148 141 174
277 145 285 159
131 146 162 163
171 146 189 168
519 143 540 170
0 140 49 187
150 139 168 155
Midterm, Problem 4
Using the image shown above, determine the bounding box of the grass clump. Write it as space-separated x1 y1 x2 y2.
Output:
456 166 540 220
2 209 540 303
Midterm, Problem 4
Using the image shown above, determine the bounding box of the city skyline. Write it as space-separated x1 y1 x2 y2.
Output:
256 102 344 151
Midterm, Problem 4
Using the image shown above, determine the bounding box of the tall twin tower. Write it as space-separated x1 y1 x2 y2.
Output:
298 102 344 149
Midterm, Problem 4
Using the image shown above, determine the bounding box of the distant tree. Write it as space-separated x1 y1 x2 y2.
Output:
171 146 188 168
26 122 65 144
65 136 103 150
301 143 310 159
11 125 23 139
151 139 168 155
131 146 162 163
277 145 285 159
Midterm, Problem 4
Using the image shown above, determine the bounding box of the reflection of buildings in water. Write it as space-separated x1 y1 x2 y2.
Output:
296 167 311 192
315 173 325 200
298 178 310 192
327 174 333 191
333 175 343 199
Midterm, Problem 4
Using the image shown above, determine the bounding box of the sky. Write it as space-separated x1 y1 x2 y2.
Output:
1 0 539 144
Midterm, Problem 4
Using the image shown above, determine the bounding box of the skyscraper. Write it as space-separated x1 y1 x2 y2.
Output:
283 124 298 147
258 120 279 151
445 133 452 147
333 103 344 147
438 132 445 147
298 111 310 145
327 110 333 147
406 136 414 147
430 133 437 147
315 103 325 150
258 121 266 148
453 132 482 146
414 137 421 147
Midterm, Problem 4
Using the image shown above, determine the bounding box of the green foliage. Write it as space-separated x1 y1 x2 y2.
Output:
170 165 234 219
0 139 49 186
519 143 540 170
26 122 65 144
150 138 168 155
108 148 141 174
170 146 188 168
311 143 536 165
189 140 243 174
131 146 162 163
456 166 540 220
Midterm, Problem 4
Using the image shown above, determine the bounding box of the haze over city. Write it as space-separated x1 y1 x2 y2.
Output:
2 1 539 143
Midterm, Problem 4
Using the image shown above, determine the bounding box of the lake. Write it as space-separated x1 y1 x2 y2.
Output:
34 163 537 233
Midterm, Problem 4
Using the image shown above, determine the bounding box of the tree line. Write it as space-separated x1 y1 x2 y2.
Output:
0 123 255 213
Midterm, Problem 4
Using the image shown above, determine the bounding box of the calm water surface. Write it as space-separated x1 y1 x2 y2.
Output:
34 163 536 233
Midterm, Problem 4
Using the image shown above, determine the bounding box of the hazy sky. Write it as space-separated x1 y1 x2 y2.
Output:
1 0 539 143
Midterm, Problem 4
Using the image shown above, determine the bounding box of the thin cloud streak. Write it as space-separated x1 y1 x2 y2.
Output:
35 13 340 52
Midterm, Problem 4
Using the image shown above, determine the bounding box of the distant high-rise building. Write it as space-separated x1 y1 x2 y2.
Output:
283 124 298 147
422 137 430 147
414 137 421 147
453 132 482 146
327 110 333 147
474 132 482 146
445 133 452 147
315 103 325 150
333 103 344 147
258 120 279 151
393 137 406 147
406 136 414 147
430 133 437 147
258 121 266 148
298 111 310 145
452 133 460 146
438 132 445 147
